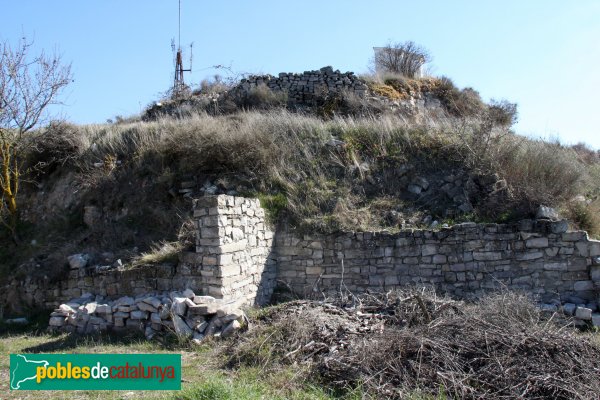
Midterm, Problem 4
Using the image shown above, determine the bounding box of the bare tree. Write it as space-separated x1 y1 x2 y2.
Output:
0 38 72 241
373 41 431 78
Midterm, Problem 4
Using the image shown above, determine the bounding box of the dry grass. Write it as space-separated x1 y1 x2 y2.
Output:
19 110 598 235
131 241 182 266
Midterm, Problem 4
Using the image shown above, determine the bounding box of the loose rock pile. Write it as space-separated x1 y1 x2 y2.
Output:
234 66 368 105
48 290 245 344
552 301 600 327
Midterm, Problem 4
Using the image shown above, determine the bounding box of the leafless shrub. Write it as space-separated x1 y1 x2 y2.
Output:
0 37 72 239
373 41 431 78
24 121 85 175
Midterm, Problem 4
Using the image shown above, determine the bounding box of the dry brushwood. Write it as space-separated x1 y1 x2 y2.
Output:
230 290 600 399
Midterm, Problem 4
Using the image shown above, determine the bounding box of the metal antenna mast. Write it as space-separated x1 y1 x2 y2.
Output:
173 0 192 95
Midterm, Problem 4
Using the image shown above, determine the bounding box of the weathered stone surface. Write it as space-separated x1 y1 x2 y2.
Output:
83 302 97 314
563 303 576 316
68 254 89 269
526 238 549 248
193 296 216 304
137 302 158 313
114 296 135 307
171 297 188 316
130 310 149 320
49 316 66 326
95 304 111 314
189 303 219 316
141 296 162 309
172 314 193 339
574 281 594 292
536 206 559 220
575 307 593 320
221 320 241 337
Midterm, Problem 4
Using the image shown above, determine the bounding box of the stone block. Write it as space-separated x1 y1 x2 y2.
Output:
575 307 592 320
574 280 594 292
130 310 148 320
526 238 548 248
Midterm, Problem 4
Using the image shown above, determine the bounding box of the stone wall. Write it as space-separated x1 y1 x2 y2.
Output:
5 195 600 317
181 195 276 305
2 195 276 313
275 220 600 306
235 66 368 105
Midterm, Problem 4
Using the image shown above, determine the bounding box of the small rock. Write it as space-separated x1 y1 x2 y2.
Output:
190 303 219 316
536 205 559 220
562 303 576 316
192 296 216 304
575 307 592 320
221 320 241 338
172 314 193 339
158 304 171 319
145 325 156 340
326 138 345 148
182 288 195 299
113 296 135 307
95 304 111 314
142 296 162 309
130 310 148 320
551 220 569 234
592 313 600 327
413 177 429 191
67 254 89 269
83 302 97 314
222 311 245 323
137 302 158 313
150 313 162 324
171 298 188 316
407 184 422 195
49 316 66 327
195 321 209 333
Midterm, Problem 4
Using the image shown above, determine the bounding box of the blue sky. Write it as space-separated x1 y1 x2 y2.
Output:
3 1 600 147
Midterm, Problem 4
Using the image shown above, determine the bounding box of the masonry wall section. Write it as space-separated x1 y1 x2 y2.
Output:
4 196 600 315
275 221 600 304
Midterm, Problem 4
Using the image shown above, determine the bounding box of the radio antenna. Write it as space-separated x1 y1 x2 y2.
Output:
173 0 192 96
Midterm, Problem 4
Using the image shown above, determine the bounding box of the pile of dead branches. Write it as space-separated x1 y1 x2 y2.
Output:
230 290 600 399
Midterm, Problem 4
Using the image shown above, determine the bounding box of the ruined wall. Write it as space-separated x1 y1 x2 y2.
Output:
181 195 276 305
3 195 275 312
5 196 600 316
235 66 368 105
275 220 600 305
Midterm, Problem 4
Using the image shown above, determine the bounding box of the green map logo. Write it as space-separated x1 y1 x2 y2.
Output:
10 353 181 390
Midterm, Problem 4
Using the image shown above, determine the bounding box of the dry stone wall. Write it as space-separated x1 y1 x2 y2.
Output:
3 195 276 313
235 66 368 105
7 195 600 323
181 195 276 305
275 220 600 306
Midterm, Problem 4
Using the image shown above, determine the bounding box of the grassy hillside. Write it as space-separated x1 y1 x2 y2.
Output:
1 74 599 284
